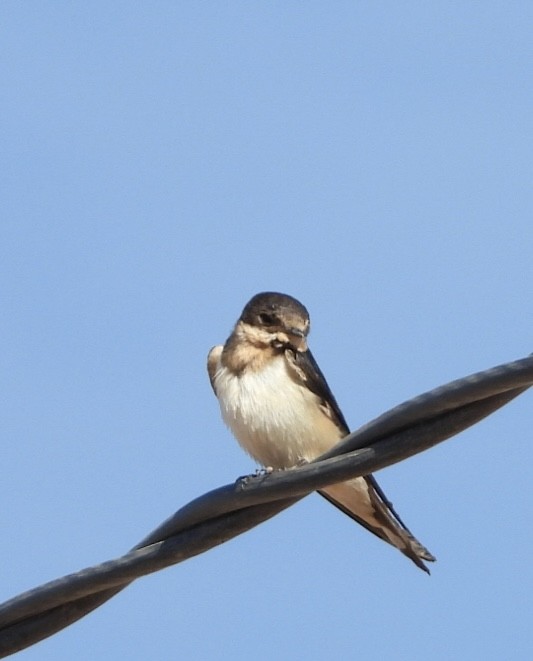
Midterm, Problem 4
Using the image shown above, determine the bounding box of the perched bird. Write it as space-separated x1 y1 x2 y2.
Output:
208 292 435 572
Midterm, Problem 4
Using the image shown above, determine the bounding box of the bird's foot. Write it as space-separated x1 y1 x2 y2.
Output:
237 466 276 487
254 466 274 476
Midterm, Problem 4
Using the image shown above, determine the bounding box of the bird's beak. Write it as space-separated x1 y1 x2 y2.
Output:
287 327 307 351
288 327 305 338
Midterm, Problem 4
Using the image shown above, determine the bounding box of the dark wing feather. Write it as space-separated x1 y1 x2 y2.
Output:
294 349 435 567
293 349 350 436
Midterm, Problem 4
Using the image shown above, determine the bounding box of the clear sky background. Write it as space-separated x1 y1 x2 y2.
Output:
2 3 532 660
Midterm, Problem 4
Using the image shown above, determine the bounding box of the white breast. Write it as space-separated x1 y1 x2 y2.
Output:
212 355 342 468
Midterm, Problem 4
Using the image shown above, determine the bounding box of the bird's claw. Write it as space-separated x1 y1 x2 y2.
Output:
237 466 275 487
254 466 274 476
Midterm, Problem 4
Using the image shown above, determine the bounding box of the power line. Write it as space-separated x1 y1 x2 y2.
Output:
0 355 531 658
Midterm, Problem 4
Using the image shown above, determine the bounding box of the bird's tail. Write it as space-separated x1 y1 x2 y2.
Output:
319 475 435 573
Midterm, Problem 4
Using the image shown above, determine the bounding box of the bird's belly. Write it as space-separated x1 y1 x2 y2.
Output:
213 358 342 469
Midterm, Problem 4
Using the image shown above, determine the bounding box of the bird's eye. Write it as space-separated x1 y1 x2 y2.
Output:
258 312 276 325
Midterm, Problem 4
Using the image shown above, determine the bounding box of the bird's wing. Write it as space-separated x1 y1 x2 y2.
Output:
290 347 350 435
207 345 223 394
289 348 435 572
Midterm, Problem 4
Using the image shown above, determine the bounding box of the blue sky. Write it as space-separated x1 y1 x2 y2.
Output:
2 3 532 659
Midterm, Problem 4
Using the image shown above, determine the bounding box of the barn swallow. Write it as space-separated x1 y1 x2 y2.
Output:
207 292 435 572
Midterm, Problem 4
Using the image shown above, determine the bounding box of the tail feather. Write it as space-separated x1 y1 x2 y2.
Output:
319 476 435 573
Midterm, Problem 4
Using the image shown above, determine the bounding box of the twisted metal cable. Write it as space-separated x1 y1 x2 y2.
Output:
1 355 532 658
